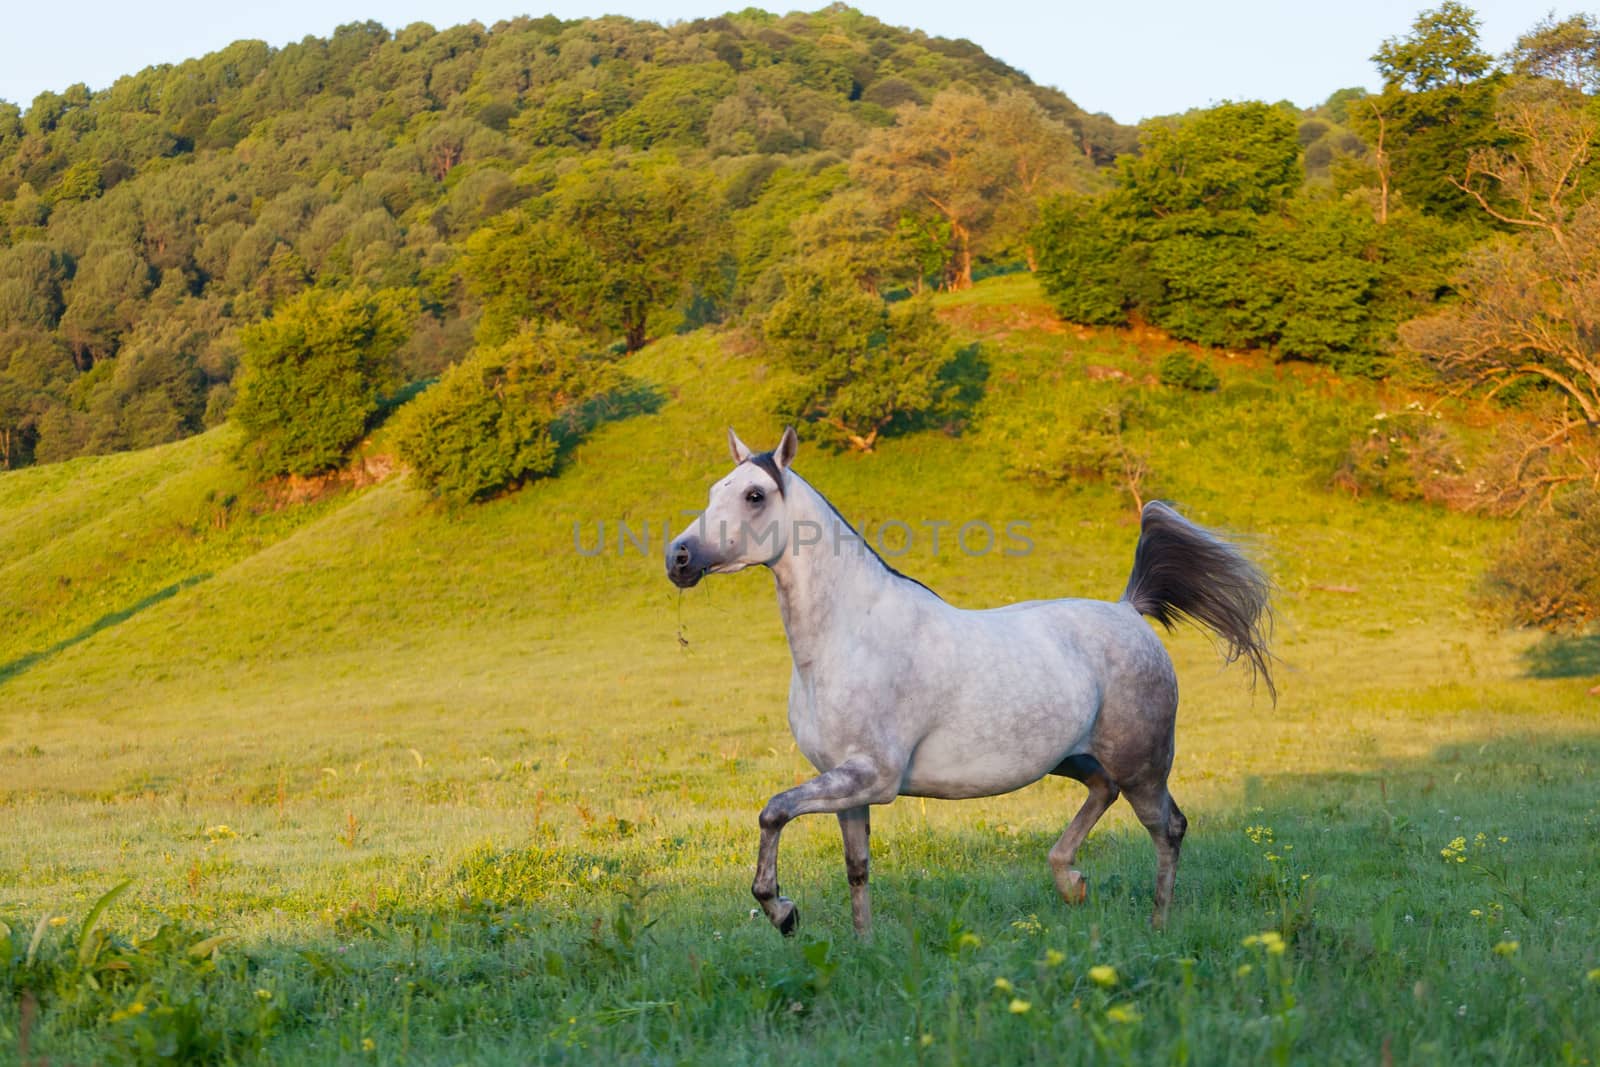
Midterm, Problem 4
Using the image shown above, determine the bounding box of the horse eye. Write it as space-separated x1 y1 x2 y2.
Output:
745 488 765 505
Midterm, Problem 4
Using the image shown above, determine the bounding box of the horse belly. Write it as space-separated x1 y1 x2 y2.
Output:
899 703 1091 800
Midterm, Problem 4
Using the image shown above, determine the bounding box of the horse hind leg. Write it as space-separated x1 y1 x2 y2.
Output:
1047 754 1120 905
1124 778 1187 928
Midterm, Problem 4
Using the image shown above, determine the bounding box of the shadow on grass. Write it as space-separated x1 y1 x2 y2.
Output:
1519 631 1600 679
551 380 667 465
0 574 210 686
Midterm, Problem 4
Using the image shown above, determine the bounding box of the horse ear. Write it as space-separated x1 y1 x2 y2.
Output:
774 426 799 472
727 427 753 464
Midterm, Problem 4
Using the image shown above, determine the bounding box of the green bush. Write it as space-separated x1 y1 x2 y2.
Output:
231 286 415 477
1002 399 1152 507
1157 351 1221 392
391 323 627 503
765 268 963 452
1031 102 1473 377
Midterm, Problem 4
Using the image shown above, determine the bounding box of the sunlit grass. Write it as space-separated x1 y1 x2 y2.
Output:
2 275 1596 1063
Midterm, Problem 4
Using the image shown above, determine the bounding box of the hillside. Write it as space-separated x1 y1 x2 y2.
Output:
0 7 1127 469
3 276 1598 1062
1 273 1578 862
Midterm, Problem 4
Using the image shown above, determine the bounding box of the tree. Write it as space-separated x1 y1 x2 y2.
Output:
465 159 729 352
764 267 960 452
1372 1 1492 91
1035 104 1297 348
391 323 627 503
1353 3 1501 220
0 10 1126 469
1509 12 1600 92
1101 102 1302 351
852 89 1085 289
232 286 415 476
1449 78 1596 246
1109 101 1302 219
788 189 925 295
1399 206 1600 426
1036 101 1450 375
1399 81 1600 425
0 330 74 469
57 243 153 370
0 242 67 330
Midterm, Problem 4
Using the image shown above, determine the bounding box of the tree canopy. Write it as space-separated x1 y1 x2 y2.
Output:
0 7 1124 469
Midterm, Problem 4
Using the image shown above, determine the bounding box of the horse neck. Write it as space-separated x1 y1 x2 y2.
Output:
768 474 897 663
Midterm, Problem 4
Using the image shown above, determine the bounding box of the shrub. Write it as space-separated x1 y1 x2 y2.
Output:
391 323 627 503
1331 403 1465 505
1157 351 1220 392
1003 400 1153 509
232 286 415 476
1480 488 1600 631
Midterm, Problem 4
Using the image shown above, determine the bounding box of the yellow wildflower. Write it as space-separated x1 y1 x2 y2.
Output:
957 932 982 950
1493 940 1519 957
1244 931 1286 954
1105 1003 1142 1025
255 989 273 1001
1236 964 1254 978
1088 965 1118 988
1008 998 1032 1015
48 916 68 927
1045 949 1066 967
362 1037 376 1052
1586 968 1600 984
919 1033 935 1048
993 977 1013 994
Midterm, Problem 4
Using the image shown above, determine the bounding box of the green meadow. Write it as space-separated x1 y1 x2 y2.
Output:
3 276 1597 1064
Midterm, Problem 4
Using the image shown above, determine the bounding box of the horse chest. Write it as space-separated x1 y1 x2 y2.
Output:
785 668 887 771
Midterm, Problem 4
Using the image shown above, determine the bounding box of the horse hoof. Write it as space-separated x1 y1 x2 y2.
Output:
775 897 799 937
1060 870 1087 905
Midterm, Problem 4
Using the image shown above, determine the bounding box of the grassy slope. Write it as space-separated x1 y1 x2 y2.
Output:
2 275 1597 1064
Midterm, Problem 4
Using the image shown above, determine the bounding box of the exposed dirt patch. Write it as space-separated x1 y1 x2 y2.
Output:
936 302 1079 340
266 451 399 508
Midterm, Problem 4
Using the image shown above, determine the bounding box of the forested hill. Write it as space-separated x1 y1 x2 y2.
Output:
0 6 1129 468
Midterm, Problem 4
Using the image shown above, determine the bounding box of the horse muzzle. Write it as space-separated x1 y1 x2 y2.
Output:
666 536 708 589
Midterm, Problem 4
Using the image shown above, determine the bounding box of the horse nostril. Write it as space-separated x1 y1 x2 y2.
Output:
672 543 690 569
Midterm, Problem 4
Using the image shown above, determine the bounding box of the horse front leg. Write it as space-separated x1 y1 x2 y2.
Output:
753 756 897 937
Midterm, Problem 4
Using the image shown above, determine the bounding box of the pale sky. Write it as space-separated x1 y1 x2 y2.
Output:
0 1 1563 124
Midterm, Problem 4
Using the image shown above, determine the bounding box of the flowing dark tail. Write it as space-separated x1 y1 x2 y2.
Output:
1121 501 1276 702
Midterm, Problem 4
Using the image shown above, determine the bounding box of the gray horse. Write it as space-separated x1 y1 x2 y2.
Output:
666 427 1272 938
